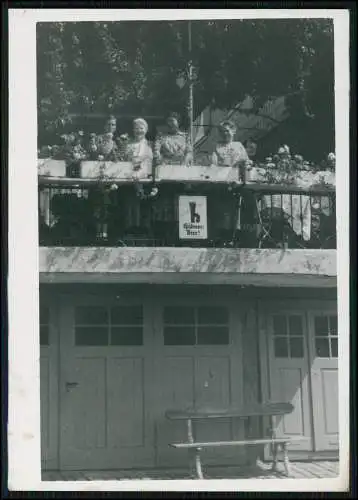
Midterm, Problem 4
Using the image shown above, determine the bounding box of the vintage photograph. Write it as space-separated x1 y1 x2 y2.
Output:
36 17 340 482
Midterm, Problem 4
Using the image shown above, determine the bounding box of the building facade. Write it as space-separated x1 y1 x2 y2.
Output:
38 161 338 472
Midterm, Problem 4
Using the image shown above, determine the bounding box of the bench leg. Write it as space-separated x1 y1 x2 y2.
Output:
188 448 204 479
194 448 204 479
282 442 290 476
269 416 279 473
271 443 279 472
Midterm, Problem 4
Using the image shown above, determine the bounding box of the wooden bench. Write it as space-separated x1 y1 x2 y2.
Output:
166 402 307 479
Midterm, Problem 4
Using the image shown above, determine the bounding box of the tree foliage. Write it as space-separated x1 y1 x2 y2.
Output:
37 18 334 151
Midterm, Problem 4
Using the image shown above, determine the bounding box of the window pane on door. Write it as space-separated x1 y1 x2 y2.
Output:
314 316 329 336
197 326 229 345
75 326 109 346
111 326 143 346
289 337 304 358
197 307 228 325
75 306 108 325
314 314 338 358
274 337 289 358
288 315 303 336
111 306 143 325
331 338 338 357
329 315 338 336
315 337 330 357
164 326 195 345
163 306 229 346
163 307 195 325
273 315 287 335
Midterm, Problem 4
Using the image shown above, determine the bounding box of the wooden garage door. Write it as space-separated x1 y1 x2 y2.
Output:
59 296 156 470
59 295 247 470
152 299 245 468
40 303 59 470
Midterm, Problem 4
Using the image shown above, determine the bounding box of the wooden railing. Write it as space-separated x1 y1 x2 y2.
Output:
38 160 336 249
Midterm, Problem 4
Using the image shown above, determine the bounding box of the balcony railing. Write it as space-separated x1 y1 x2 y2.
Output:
38 160 336 250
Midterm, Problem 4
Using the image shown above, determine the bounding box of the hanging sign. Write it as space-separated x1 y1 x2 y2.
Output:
178 195 208 240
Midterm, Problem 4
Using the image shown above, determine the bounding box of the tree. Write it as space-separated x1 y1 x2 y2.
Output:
37 19 334 155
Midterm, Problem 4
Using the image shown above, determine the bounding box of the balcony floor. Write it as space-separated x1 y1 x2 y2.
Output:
42 459 339 481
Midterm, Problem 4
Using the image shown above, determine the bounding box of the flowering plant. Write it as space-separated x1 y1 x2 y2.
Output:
247 145 335 186
115 134 130 161
38 128 119 162
256 145 335 174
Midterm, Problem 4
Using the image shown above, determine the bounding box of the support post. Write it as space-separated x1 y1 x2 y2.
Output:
188 20 194 152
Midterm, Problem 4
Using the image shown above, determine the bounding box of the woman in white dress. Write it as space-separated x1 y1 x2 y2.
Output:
211 120 249 169
210 120 250 242
154 112 193 166
124 118 153 176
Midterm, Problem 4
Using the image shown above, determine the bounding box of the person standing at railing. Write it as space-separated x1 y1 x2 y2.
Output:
123 118 153 176
154 112 193 166
210 121 251 243
95 115 119 160
211 120 250 173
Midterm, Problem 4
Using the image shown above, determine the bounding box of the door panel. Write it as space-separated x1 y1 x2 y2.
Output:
107 357 145 447
40 303 59 470
40 354 50 456
320 369 339 434
154 355 196 467
59 299 155 470
154 300 246 467
66 357 107 450
194 356 232 444
277 368 305 436
266 311 313 452
308 311 339 451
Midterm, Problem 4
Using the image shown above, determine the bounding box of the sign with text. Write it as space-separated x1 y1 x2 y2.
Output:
178 195 208 240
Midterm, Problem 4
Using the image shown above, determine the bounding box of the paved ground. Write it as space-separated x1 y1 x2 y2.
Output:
42 460 339 481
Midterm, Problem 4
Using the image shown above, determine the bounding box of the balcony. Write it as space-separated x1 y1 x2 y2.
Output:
38 160 336 250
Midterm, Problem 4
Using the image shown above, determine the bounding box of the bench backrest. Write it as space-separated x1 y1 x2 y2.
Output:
165 402 294 421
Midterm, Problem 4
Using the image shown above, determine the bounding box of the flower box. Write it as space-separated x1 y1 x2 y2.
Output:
37 159 67 177
303 171 335 189
246 166 335 189
80 161 153 181
245 166 267 184
156 164 242 184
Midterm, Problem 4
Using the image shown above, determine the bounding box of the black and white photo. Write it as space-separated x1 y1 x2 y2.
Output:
8 9 350 492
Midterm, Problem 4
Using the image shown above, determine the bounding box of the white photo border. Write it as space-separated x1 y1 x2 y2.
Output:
8 8 350 492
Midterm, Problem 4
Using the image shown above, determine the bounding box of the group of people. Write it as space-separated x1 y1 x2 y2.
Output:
90 112 250 171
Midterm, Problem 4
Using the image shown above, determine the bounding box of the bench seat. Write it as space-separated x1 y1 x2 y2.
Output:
166 402 301 479
170 436 306 449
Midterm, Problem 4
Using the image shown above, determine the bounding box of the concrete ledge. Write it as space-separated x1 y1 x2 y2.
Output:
39 247 336 287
